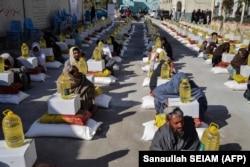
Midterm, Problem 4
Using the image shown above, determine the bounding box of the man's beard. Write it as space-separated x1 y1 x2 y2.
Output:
175 130 184 139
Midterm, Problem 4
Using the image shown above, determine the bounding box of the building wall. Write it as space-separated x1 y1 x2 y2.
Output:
0 0 83 35
0 0 24 35
158 0 212 12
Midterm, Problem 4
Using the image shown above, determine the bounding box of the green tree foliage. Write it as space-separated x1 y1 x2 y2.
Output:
222 0 234 16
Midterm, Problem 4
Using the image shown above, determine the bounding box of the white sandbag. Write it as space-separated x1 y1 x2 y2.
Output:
94 75 118 85
30 73 48 82
141 120 158 141
141 65 150 72
25 118 103 140
205 59 212 64
0 91 29 105
197 52 203 58
211 67 229 74
224 80 247 91
142 77 150 87
95 94 112 108
46 61 63 69
142 57 149 63
112 56 123 63
141 63 159 72
141 95 155 109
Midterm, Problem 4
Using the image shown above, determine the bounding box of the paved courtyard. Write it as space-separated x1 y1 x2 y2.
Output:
0 18 250 166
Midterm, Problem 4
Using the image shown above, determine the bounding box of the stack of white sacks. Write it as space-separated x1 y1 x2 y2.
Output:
25 92 103 140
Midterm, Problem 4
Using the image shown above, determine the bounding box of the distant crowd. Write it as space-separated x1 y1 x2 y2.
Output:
191 9 212 25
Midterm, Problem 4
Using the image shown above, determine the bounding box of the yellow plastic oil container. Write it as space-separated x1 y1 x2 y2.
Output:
21 43 29 58
60 74 72 100
93 48 102 61
229 44 236 54
0 56 4 72
201 122 220 151
40 36 47 48
160 61 170 79
97 41 104 51
2 109 24 148
78 57 88 74
46 54 55 62
107 36 112 45
179 78 191 103
158 50 167 61
59 33 65 42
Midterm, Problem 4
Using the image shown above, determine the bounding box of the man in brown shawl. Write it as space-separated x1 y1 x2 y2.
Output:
150 107 200 151
203 42 217 60
212 42 230 67
228 48 249 78
60 65 96 113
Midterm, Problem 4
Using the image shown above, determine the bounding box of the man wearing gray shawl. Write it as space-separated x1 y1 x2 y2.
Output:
150 107 200 151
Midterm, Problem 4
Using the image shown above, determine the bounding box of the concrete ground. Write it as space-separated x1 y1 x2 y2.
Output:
0 18 250 166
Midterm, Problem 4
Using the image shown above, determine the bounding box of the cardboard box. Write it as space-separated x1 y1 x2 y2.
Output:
0 71 14 86
87 59 105 72
168 98 199 118
47 93 81 115
240 65 250 77
222 53 235 62
157 77 170 86
17 57 38 69
0 139 37 167
86 74 94 84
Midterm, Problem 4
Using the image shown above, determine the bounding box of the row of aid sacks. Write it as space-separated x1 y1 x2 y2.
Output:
161 20 250 91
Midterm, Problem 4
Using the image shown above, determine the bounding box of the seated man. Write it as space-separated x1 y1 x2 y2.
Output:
212 42 230 67
1 53 31 90
203 42 217 60
92 40 116 75
149 58 174 94
30 42 47 73
227 48 249 79
64 46 82 68
58 65 97 113
198 40 208 54
161 36 173 61
153 72 207 121
150 107 200 151
149 46 172 74
47 38 65 64
207 32 219 44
